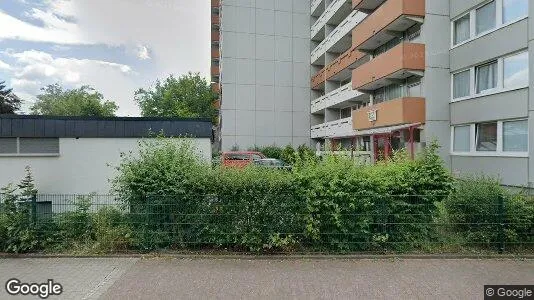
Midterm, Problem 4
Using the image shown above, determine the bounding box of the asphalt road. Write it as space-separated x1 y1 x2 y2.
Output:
0 257 532 299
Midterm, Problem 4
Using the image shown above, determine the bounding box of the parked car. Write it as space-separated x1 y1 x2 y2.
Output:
221 151 266 168
253 158 292 170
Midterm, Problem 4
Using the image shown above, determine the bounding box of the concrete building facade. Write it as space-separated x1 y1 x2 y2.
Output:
212 0 312 150
213 0 532 187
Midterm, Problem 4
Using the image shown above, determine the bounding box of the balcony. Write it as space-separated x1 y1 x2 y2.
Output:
211 30 220 41
352 97 425 130
352 0 424 51
312 46 367 89
311 0 325 17
211 47 220 59
311 83 368 113
211 65 220 76
352 42 424 91
311 117 355 139
211 83 220 94
211 15 220 26
311 10 367 65
352 0 386 12
211 0 220 8
311 0 353 40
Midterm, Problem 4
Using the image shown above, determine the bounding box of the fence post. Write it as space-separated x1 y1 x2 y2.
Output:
498 194 505 254
31 194 37 228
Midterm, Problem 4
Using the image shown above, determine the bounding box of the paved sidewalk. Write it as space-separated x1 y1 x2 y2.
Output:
0 257 533 299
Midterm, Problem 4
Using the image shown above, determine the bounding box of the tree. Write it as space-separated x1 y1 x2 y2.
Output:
31 84 118 117
0 81 22 114
134 73 217 122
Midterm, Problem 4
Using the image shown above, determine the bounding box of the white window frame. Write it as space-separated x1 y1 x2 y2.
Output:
450 0 528 49
450 50 528 102
450 119 528 157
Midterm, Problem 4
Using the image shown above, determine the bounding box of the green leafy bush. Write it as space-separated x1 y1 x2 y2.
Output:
443 176 534 249
92 207 135 253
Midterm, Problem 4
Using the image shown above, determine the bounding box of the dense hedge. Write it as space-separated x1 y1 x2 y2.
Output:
1 138 532 254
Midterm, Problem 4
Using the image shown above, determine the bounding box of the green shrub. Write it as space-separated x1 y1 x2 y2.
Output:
206 166 303 252
0 213 8 251
444 176 534 249
92 207 135 253
0 184 39 253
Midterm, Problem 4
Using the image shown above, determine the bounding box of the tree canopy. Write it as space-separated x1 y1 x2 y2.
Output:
31 84 118 117
0 81 22 114
134 73 217 122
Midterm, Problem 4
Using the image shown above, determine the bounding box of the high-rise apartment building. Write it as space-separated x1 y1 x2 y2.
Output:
212 0 312 150
213 0 532 188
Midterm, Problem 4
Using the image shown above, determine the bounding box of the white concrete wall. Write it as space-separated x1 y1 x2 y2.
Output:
0 138 211 194
220 0 311 150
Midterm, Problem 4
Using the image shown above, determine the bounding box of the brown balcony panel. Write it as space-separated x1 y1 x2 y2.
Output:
311 47 366 89
211 48 220 59
352 0 386 11
211 31 220 41
211 83 220 94
352 0 424 51
352 97 425 130
352 43 424 90
211 66 220 76
211 0 220 8
211 15 220 25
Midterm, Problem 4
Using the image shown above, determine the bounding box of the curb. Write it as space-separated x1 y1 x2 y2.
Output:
1 253 534 260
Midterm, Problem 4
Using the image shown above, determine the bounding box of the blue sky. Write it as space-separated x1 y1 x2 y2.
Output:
0 0 211 116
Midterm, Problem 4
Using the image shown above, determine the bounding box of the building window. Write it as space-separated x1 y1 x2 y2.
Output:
453 126 471 152
476 122 497 151
340 107 352 119
0 137 59 156
504 51 529 89
0 138 17 154
452 0 527 48
475 61 498 93
476 1 496 34
453 70 471 99
503 119 528 152
503 0 528 23
453 14 470 45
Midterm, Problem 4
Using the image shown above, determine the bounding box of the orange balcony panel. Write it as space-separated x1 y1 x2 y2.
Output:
211 15 220 25
213 99 221 109
311 47 366 89
352 0 424 51
352 97 425 130
211 47 220 59
211 30 220 41
352 0 386 11
211 83 220 94
211 65 220 76
352 43 424 90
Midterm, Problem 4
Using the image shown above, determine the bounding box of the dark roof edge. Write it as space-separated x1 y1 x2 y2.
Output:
0 114 212 123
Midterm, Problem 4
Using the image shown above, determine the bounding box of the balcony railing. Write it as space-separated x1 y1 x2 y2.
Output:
311 83 366 113
211 65 220 76
311 117 355 139
211 47 220 59
352 0 386 11
211 30 220 41
311 0 349 38
352 0 424 51
352 97 425 130
352 42 424 90
311 10 367 64
312 46 366 89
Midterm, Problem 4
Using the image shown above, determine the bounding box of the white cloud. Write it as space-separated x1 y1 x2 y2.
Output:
0 59 10 70
5 50 139 115
136 45 151 60
0 8 83 44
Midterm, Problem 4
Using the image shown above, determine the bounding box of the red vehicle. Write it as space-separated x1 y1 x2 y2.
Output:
221 151 266 168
